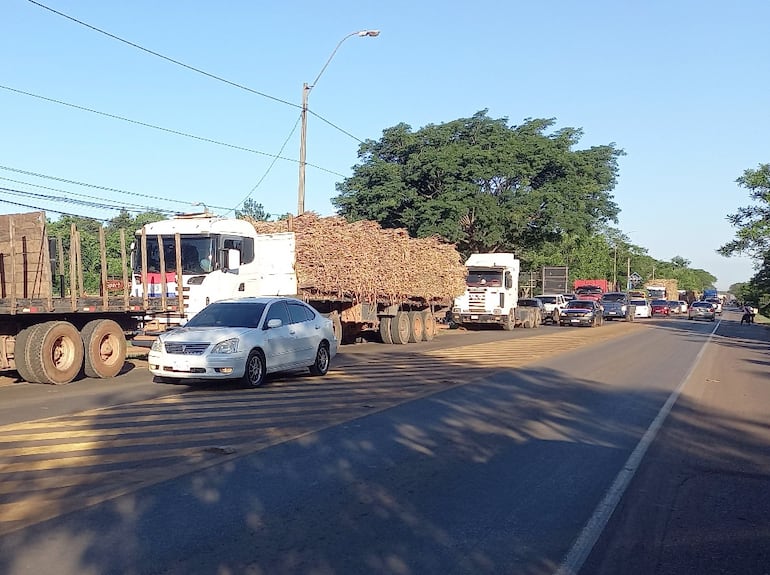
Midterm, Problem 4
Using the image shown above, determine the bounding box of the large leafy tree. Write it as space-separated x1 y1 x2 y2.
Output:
718 163 770 293
333 111 624 257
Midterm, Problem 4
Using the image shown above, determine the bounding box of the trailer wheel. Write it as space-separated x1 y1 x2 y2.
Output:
379 317 393 344
407 311 424 343
421 310 436 341
14 324 44 383
28 321 84 385
81 319 127 379
390 312 410 344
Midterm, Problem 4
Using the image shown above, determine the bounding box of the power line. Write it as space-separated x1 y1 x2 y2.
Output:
0 84 346 178
0 180 176 214
0 196 105 220
228 114 302 216
26 0 298 110
25 0 363 143
0 164 230 211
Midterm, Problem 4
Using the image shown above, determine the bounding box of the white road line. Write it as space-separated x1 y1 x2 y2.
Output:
554 319 720 575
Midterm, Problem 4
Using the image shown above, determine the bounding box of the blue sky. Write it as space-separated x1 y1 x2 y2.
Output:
2 1 767 290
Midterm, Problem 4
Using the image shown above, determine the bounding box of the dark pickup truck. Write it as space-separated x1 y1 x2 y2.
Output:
599 292 635 321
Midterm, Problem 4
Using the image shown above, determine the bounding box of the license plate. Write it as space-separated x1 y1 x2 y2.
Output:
470 315 478 319
571 319 580 323
172 359 190 372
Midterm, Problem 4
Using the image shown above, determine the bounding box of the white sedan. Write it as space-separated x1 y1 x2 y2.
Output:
630 298 652 318
148 297 338 387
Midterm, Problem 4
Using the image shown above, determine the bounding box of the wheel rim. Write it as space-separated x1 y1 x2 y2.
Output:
318 345 330 371
247 354 263 385
52 335 77 370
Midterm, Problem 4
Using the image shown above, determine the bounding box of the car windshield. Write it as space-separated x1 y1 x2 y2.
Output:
692 302 712 308
576 287 603 295
630 300 648 306
518 299 540 307
566 301 593 309
601 293 626 302
185 301 267 328
466 270 502 287
651 299 668 306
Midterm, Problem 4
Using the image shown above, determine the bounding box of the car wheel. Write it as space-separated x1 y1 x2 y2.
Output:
309 341 330 376
242 349 266 388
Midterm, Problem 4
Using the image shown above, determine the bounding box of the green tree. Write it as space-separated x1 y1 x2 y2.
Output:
333 111 624 257
235 199 271 221
719 163 770 293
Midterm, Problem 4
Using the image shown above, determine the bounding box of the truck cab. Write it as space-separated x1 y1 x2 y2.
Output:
451 253 534 330
131 213 297 332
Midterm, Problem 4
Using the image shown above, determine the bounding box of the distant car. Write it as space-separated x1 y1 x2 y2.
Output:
536 294 567 324
148 297 338 387
705 298 723 315
517 298 547 325
666 301 682 314
630 298 652 318
562 293 576 302
688 301 716 322
678 301 689 314
559 299 604 327
574 285 604 302
650 299 671 316
600 292 630 320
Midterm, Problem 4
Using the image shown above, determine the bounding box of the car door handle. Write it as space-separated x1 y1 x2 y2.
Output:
289 330 296 335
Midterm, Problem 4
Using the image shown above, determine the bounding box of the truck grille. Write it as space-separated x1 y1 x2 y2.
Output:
467 290 490 312
163 342 209 355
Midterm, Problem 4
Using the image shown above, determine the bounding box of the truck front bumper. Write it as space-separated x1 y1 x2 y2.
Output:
452 312 505 325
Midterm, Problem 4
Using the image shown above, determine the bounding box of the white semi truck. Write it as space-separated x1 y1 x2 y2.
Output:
451 253 540 330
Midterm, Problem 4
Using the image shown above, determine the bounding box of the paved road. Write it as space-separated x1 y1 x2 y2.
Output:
0 313 767 574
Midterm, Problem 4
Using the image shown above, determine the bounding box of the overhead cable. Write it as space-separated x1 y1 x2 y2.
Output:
0 85 347 178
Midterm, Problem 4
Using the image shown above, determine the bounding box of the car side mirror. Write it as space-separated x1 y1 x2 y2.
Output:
266 318 282 329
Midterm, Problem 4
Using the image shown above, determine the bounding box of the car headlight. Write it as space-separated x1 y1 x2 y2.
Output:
150 338 162 352
212 338 239 354
620 305 627 312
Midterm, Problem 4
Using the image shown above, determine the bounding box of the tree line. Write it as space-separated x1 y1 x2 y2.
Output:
42 110 730 295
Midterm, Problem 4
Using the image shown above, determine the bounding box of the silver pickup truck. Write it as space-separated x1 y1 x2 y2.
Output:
599 292 635 321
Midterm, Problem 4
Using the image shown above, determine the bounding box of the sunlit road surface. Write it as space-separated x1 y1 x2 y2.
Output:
0 320 642 535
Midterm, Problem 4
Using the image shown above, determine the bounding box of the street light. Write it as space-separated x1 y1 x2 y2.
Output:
297 29 380 216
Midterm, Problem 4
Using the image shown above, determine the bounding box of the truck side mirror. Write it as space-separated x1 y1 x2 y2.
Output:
223 248 240 271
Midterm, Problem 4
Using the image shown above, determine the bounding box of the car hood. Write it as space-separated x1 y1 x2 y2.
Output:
161 326 253 343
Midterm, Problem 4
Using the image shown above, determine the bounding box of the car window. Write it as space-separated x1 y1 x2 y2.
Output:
264 300 292 327
538 296 557 304
186 302 266 328
287 301 316 323
630 300 648 306
567 301 593 309
601 293 626 302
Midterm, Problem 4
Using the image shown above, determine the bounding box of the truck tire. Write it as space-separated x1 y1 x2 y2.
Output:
407 311 424 343
421 310 436 341
27 321 84 385
390 312 410 344
379 317 393 344
81 319 127 379
502 310 515 331
14 324 43 383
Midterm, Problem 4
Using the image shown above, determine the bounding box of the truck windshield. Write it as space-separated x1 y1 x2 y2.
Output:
466 270 502 287
133 236 215 274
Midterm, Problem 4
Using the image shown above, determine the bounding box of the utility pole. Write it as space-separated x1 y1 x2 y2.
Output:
296 30 380 216
627 257 631 291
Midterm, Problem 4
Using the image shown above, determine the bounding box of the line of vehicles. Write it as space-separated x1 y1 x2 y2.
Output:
0 209 730 387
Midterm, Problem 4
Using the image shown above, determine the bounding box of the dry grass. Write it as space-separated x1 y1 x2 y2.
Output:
243 213 466 304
